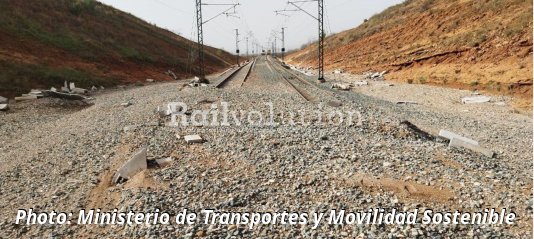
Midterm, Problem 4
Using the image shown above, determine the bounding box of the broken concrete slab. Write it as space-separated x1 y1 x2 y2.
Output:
29 89 43 95
184 135 203 144
461 96 490 104
50 87 58 92
44 90 90 101
438 129 479 146
0 96 7 104
331 83 351 91
0 104 8 111
15 95 38 102
69 82 76 90
112 147 147 184
155 157 174 167
71 88 88 95
449 138 495 158
22 93 44 98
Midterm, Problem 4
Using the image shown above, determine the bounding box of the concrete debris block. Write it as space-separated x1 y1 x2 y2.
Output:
184 135 203 144
64 81 69 89
71 88 88 95
91 86 98 91
354 81 368 86
29 89 43 95
379 70 388 77
15 95 38 102
69 82 76 90
22 93 43 98
438 129 479 146
396 101 418 105
0 104 8 111
332 83 351 91
449 138 495 158
146 79 155 83
100 86 105 90
61 86 70 93
333 69 344 74
50 87 58 92
155 157 174 167
166 70 178 80
461 96 490 104
112 147 148 184
0 96 7 104
45 90 90 101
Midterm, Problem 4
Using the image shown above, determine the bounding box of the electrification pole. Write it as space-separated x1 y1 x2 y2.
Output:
246 37 249 59
195 0 207 83
195 1 239 83
235 29 240 66
278 0 326 82
281 27 286 62
318 0 325 82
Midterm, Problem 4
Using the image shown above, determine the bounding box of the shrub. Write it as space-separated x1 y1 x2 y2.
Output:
407 79 414 84
69 0 96 16
418 77 427 84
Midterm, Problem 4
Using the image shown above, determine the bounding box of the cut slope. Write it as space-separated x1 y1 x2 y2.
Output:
0 0 234 97
288 0 532 107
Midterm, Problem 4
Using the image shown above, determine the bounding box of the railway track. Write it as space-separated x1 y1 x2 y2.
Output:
215 58 256 89
266 56 316 102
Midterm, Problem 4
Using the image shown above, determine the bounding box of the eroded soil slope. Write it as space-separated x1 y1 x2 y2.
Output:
288 0 532 108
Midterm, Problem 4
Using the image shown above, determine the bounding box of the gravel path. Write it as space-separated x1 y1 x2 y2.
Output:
0 56 531 238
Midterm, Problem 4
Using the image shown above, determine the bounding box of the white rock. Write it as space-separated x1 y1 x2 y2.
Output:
0 104 8 111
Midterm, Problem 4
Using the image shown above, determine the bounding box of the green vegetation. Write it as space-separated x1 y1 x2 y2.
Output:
418 77 427 84
0 60 117 96
69 0 97 16
117 46 155 63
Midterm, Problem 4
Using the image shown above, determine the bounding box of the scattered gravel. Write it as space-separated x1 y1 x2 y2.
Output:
0 56 531 238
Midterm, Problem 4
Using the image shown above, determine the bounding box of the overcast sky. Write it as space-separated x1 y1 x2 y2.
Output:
98 0 403 53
